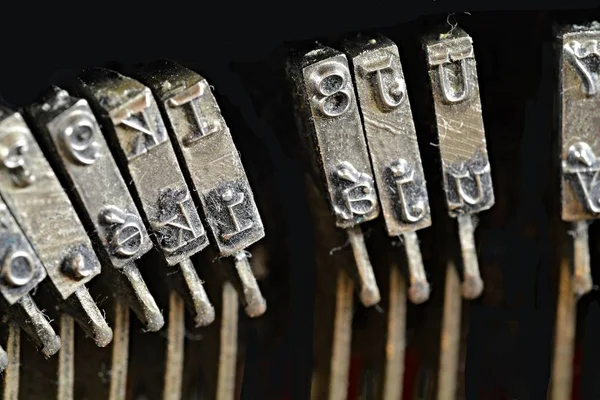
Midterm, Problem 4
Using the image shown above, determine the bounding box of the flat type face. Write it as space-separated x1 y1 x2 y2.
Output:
560 24 600 222
425 29 494 217
0 197 46 304
0 107 100 299
136 60 265 257
28 87 153 269
344 35 431 236
288 46 380 229
77 69 208 266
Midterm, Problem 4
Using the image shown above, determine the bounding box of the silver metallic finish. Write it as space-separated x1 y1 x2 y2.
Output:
343 35 431 304
7 294 62 357
77 69 214 325
76 69 208 266
0 106 101 298
0 199 45 304
116 263 164 331
27 87 162 330
62 286 113 347
136 60 264 256
457 214 483 299
425 29 494 299
288 46 380 228
346 226 380 307
233 251 267 317
0 106 110 346
178 258 215 327
559 23 600 297
288 45 381 307
135 60 267 317
403 231 430 304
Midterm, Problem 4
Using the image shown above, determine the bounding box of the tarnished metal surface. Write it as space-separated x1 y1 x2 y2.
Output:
288 46 379 229
343 35 430 235
135 60 267 317
6 294 61 357
76 69 208 265
136 60 265 257
0 199 46 304
288 45 381 307
425 28 494 299
76 68 215 327
27 86 163 331
0 197 59 357
343 34 431 304
0 105 111 347
558 22 600 297
0 106 100 298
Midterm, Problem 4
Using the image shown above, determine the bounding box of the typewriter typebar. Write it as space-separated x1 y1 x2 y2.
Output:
343 34 432 304
135 59 267 318
0 198 46 305
0 105 112 348
76 68 215 329
287 45 382 307
0 196 60 359
425 28 495 299
559 22 600 297
26 86 163 332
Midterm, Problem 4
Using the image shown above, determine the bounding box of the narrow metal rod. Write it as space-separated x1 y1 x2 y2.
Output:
3 323 20 400
327 270 354 400
8 294 61 357
109 299 130 400
233 252 267 318
551 257 577 400
57 314 75 400
572 221 593 297
437 262 462 400
178 258 215 327
402 231 430 304
216 282 239 400
120 262 164 332
64 286 113 347
163 291 185 400
346 226 381 307
381 265 407 400
457 214 483 299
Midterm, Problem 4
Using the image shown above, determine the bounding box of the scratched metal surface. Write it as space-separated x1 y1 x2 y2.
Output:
0 6 599 400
